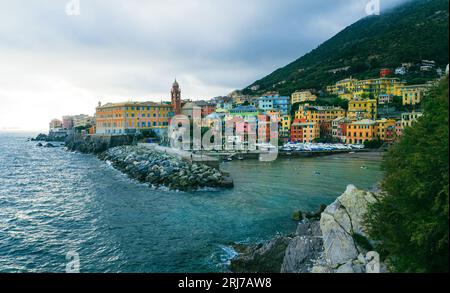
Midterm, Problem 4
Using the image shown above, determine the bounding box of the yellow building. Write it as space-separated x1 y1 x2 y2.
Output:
375 118 396 142
280 115 291 137
327 77 405 100
95 101 173 135
401 112 423 129
347 99 377 120
346 119 376 145
291 90 317 104
49 119 63 131
295 105 346 123
402 85 429 106
355 78 405 98
326 78 359 100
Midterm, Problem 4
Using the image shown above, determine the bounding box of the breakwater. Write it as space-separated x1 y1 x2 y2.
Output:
99 146 233 191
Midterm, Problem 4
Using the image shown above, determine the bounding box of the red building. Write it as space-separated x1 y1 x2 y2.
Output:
195 101 217 118
290 119 305 143
380 68 392 78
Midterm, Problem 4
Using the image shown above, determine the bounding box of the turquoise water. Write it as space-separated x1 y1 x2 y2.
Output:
0 132 383 272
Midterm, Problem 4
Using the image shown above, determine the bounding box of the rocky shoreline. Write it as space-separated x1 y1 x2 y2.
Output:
99 146 234 191
230 185 387 273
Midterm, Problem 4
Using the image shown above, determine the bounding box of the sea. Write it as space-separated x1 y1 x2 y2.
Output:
0 132 383 272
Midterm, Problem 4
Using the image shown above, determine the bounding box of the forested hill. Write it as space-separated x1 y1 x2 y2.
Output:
243 0 449 96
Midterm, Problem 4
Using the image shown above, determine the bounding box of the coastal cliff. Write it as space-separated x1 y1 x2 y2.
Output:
230 185 387 273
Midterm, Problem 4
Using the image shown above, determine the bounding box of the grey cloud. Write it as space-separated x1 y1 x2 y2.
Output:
0 0 407 130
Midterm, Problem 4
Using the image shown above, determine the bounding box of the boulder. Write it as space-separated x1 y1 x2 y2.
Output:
314 185 384 273
281 235 323 273
230 235 291 273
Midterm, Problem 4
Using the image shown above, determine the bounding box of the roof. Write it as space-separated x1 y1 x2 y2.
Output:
258 96 290 101
205 112 226 120
292 121 318 127
97 101 172 109
230 105 258 113
351 119 376 125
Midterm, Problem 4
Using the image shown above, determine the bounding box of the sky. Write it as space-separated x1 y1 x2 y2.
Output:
0 0 407 131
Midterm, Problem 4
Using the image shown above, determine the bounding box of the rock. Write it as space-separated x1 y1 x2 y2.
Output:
320 203 358 266
281 236 323 273
336 185 378 235
335 261 355 273
318 185 385 272
230 236 291 273
292 211 303 221
311 265 333 274
295 220 322 237
98 145 232 191
304 204 327 220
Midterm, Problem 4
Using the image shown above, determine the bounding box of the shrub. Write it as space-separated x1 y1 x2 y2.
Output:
365 77 449 272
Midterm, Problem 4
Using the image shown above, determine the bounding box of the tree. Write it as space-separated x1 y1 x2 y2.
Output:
364 139 383 149
366 77 449 272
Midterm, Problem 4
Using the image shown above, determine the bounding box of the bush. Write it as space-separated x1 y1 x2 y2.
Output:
364 139 383 149
365 77 449 272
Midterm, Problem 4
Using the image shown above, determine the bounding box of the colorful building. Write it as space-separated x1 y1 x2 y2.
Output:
257 96 290 115
229 105 259 117
401 112 423 129
291 90 317 104
49 119 63 131
290 121 320 143
72 114 94 128
95 101 173 135
280 115 292 139
332 117 353 143
294 105 346 124
401 84 429 106
62 116 74 130
327 77 405 100
346 119 377 145
326 78 358 99
194 101 217 118
380 68 392 78
375 118 396 143
347 99 377 120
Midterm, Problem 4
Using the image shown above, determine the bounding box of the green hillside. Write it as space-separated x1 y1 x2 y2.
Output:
244 0 449 96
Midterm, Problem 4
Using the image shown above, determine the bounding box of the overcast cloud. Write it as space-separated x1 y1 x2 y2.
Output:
0 0 407 131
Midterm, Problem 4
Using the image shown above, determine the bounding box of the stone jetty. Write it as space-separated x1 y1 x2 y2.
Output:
98 145 234 191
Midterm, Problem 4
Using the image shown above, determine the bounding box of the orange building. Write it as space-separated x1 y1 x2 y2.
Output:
95 101 173 135
291 120 320 143
346 119 376 145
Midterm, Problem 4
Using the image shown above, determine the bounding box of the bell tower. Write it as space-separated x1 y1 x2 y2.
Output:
171 79 182 115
